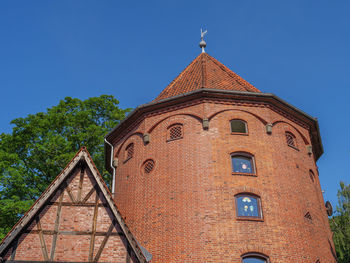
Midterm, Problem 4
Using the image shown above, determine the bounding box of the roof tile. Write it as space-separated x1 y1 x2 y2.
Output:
155 53 261 101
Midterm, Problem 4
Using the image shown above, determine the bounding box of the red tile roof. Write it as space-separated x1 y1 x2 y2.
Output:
155 52 261 101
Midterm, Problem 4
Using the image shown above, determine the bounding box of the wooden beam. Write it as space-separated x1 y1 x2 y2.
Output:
3 261 105 263
50 190 64 261
93 221 115 262
65 185 76 204
24 230 124 236
77 165 85 202
48 201 107 207
81 187 95 204
126 245 131 263
10 238 18 260
36 217 49 261
82 154 147 263
88 193 99 262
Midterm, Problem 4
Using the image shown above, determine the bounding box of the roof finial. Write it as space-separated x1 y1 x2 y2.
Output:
199 28 207 53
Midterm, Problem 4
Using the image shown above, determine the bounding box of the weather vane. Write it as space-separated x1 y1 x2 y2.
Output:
199 28 207 53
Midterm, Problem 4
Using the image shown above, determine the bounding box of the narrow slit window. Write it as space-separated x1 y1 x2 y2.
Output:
230 119 247 134
309 170 315 183
231 153 255 175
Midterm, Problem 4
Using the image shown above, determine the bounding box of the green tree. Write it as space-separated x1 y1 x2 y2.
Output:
330 181 350 263
0 95 130 240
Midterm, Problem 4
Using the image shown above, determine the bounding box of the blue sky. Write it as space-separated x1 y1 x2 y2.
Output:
0 1 349 208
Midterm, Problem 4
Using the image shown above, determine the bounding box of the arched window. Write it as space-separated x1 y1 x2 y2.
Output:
230 119 248 134
125 143 134 161
167 124 183 141
235 194 262 219
242 253 269 263
285 131 297 149
231 153 255 175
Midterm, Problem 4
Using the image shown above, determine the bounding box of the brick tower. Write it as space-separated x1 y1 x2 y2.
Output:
104 47 336 262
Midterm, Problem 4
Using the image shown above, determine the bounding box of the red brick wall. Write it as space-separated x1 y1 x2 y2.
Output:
113 98 335 262
2 165 137 263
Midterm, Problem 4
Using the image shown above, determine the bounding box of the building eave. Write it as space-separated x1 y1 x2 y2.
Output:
105 89 323 172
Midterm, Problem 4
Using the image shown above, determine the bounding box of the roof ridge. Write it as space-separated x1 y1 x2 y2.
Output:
205 53 260 92
156 54 203 100
201 53 207 88
0 147 86 245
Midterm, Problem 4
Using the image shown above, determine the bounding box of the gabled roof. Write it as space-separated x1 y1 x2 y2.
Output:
0 147 151 263
155 52 261 101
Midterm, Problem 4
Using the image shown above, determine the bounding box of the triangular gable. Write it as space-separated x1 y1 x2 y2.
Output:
0 147 150 263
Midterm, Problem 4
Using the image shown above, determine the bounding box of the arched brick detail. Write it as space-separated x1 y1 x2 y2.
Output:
229 149 256 156
147 113 202 134
232 186 263 197
114 132 143 158
272 120 310 145
239 246 271 260
208 109 268 125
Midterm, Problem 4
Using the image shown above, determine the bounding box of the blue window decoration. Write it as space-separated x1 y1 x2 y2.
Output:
231 154 255 174
236 195 261 218
242 256 267 263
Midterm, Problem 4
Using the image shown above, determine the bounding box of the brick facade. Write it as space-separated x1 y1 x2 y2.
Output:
111 97 336 262
0 52 336 263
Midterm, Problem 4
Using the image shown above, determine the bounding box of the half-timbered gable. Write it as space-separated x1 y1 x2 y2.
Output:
0 148 150 263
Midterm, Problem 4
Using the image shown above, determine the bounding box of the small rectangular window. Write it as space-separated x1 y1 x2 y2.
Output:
170 125 182 140
230 120 247 134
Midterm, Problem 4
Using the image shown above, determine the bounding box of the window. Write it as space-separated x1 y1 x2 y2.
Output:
235 194 262 219
168 124 183 141
125 143 134 161
230 119 247 134
143 159 155 174
231 153 255 175
242 253 269 263
309 170 315 182
304 212 312 220
285 132 297 149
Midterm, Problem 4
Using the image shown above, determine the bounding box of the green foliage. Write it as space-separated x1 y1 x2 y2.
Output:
0 95 130 240
330 182 350 263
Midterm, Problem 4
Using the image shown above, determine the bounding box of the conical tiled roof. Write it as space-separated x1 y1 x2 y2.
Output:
155 52 261 101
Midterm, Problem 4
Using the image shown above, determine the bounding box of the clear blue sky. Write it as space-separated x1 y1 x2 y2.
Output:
0 1 349 208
